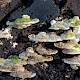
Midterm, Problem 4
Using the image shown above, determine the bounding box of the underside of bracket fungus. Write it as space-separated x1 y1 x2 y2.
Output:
6 15 39 29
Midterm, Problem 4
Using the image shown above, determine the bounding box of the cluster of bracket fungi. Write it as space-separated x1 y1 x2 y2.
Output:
0 15 80 79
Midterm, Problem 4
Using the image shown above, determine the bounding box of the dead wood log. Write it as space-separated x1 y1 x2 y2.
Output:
0 0 21 21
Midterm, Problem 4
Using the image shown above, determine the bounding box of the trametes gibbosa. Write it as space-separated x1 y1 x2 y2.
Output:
0 15 80 80
28 16 80 70
0 15 59 79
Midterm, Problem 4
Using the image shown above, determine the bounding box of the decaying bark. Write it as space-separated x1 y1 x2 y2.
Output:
0 0 21 21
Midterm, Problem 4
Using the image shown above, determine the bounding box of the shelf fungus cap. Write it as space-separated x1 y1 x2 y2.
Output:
36 44 58 55
27 55 53 65
0 59 24 72
62 48 80 54
62 55 80 65
0 27 13 39
73 27 80 35
19 47 35 58
48 32 62 42
60 30 76 40
19 47 53 64
28 32 49 42
49 20 70 30
54 40 79 49
6 15 39 29
62 55 80 70
28 32 62 42
19 47 38 59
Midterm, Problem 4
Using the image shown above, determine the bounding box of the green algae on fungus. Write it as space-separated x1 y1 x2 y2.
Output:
8 55 20 64
73 44 80 48
49 20 70 30
0 56 36 79
13 15 31 23
68 16 80 27
69 16 79 24
64 33 75 38
49 16 80 30
13 15 39 23
49 17 75 30
75 21 80 26
6 15 39 29
60 30 76 40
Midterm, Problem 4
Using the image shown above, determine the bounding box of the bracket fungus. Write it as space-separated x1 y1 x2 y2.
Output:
0 55 36 79
60 30 76 40
62 55 80 70
19 47 54 65
1 14 80 79
28 29 77 42
0 27 13 39
28 32 62 42
62 48 80 55
49 16 80 31
68 16 80 27
49 19 73 30
73 27 80 35
10 41 18 48
6 15 39 29
48 16 80 70
35 44 58 55
54 40 79 49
